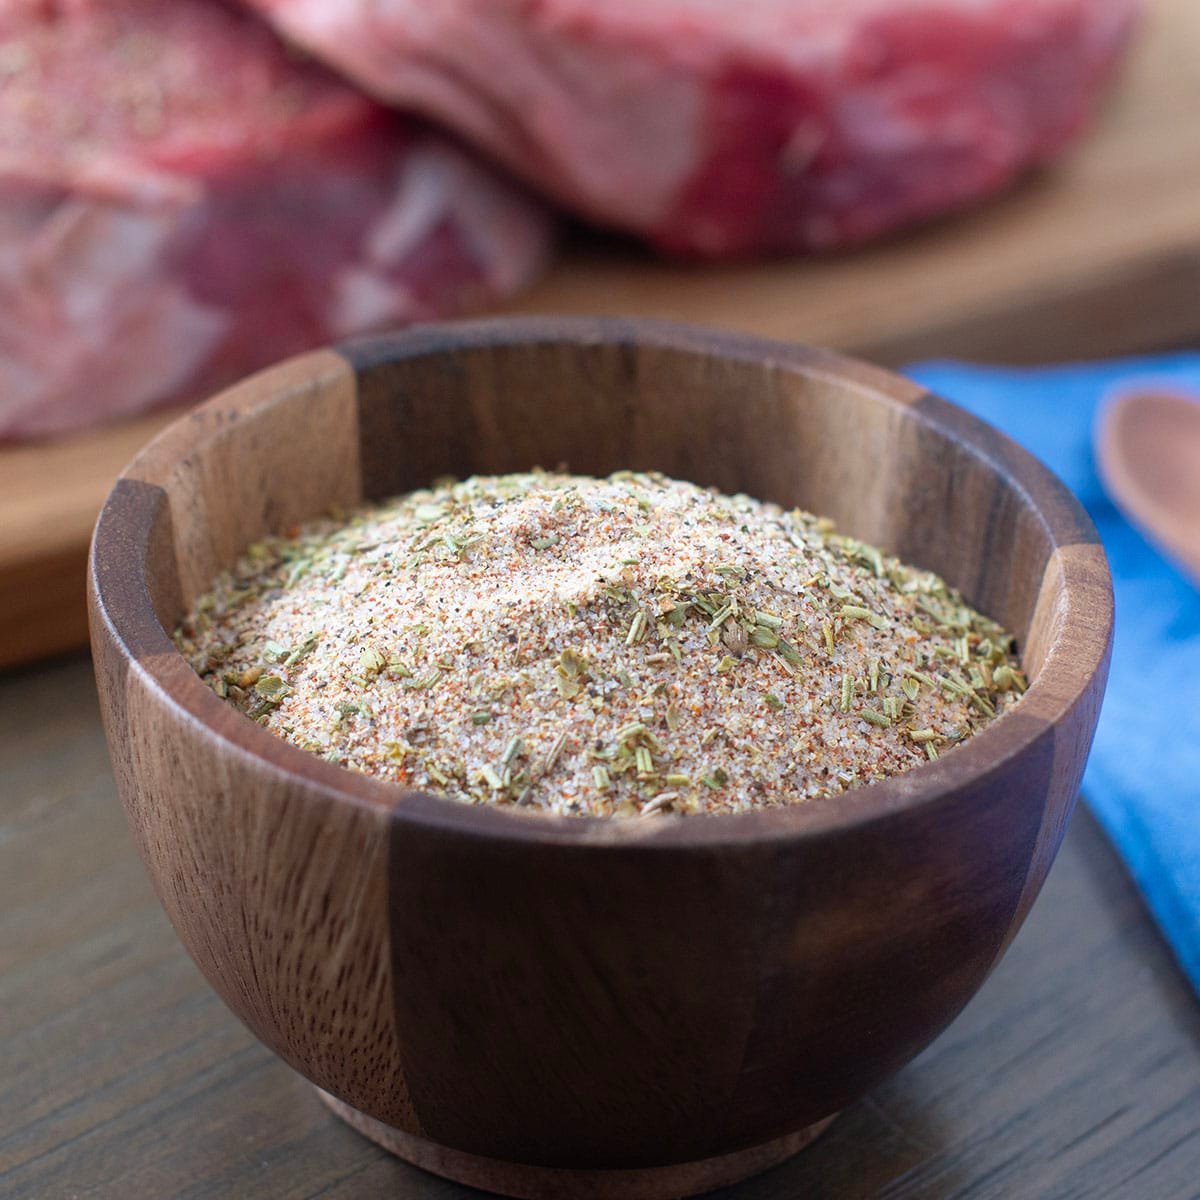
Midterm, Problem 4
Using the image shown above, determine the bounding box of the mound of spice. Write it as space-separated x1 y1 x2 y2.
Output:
176 471 1027 817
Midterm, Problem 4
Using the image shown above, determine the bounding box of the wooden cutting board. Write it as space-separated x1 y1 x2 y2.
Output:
2 0 1197 670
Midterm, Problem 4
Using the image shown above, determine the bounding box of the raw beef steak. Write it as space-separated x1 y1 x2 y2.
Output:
242 0 1140 258
0 0 552 439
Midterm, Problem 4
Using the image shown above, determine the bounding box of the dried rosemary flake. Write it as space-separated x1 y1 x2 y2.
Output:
283 559 312 588
404 670 442 691
823 621 836 655
840 604 889 631
764 693 785 712
858 708 891 728
626 611 648 646
358 646 387 676
616 721 646 744
537 733 567 775
666 603 690 628
555 669 583 700
903 668 940 690
641 793 676 816
254 674 287 697
592 765 612 792
715 655 738 674
750 626 780 649
531 534 559 550
470 710 492 725
709 602 736 630
283 635 319 667
992 665 1020 692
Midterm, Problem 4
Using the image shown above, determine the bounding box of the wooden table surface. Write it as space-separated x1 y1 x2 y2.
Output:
2 654 1199 1200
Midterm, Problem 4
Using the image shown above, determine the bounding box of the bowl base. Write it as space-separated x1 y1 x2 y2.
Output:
318 1088 835 1199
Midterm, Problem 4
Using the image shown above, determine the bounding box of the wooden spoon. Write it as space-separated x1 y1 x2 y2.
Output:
1096 388 1200 584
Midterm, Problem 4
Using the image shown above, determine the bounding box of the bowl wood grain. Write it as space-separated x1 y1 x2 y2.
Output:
89 318 1112 1198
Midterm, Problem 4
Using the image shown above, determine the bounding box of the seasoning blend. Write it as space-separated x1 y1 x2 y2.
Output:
177 471 1027 817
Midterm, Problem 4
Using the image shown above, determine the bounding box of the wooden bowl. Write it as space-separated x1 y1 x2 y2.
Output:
89 318 1112 1199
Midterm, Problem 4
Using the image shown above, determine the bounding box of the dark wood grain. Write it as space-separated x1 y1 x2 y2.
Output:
86 318 1113 1196
3 654 1199 1199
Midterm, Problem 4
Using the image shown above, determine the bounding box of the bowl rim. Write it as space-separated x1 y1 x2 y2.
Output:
89 316 1113 850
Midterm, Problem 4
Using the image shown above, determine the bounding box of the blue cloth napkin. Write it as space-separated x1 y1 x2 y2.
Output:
903 355 1200 995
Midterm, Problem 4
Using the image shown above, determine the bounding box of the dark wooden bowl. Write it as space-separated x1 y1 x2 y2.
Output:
88 318 1112 1199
